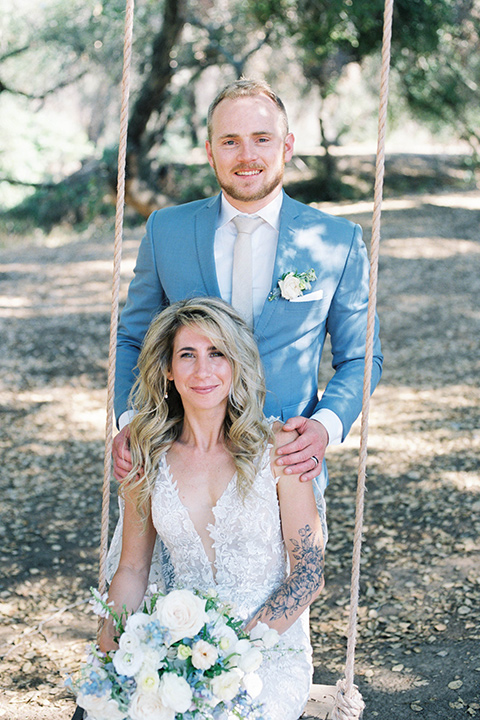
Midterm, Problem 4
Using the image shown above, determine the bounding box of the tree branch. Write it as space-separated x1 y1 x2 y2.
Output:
0 70 88 99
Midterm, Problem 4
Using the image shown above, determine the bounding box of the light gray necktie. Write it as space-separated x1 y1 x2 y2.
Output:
231 215 264 328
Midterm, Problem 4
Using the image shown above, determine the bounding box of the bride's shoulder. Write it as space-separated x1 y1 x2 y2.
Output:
266 421 299 478
271 421 299 449
264 416 298 444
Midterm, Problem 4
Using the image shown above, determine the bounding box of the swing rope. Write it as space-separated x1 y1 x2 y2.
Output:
97 0 394 715
331 0 394 717
97 0 135 636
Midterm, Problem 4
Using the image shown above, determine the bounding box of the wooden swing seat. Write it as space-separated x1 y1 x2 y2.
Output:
302 684 337 719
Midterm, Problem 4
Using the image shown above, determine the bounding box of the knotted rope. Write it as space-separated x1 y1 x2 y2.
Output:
331 0 394 717
97 0 135 638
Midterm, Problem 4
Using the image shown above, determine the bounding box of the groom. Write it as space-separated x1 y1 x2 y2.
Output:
113 79 383 491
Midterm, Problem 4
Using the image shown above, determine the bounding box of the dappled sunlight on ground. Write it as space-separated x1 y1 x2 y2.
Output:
1 182 479 719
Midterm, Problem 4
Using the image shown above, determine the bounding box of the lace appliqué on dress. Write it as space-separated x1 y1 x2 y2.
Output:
151 445 313 720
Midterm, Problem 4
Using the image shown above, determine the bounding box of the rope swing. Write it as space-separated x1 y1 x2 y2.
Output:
96 0 395 717
329 1 394 717
97 0 135 617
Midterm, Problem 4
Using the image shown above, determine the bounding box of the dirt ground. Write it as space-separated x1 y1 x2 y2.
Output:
0 153 479 719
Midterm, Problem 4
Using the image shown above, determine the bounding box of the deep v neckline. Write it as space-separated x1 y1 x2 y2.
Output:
160 453 237 580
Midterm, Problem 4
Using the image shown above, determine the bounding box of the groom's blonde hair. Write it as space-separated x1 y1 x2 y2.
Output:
207 78 289 141
123 297 273 520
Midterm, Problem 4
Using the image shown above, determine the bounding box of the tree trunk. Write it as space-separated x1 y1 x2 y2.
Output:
127 0 187 154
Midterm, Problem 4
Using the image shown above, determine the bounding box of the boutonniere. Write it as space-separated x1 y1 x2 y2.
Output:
268 268 317 301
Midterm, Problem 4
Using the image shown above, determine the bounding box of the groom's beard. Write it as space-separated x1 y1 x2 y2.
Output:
212 160 285 204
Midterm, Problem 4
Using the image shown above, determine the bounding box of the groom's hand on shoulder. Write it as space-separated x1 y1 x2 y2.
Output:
275 417 329 482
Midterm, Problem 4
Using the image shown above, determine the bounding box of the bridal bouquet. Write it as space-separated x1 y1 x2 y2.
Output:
68 586 280 720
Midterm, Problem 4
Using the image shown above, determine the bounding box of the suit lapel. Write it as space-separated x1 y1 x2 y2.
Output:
255 193 300 335
194 194 222 297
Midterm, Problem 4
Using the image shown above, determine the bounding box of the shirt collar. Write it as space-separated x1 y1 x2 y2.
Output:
217 191 283 231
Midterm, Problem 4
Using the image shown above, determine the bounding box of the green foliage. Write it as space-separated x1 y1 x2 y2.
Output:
393 2 480 154
1 0 478 235
1 166 114 235
250 0 456 97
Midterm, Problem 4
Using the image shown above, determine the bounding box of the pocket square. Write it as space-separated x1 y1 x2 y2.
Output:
289 289 324 303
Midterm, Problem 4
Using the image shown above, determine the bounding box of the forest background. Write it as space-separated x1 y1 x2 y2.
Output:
0 1 479 719
1 0 479 231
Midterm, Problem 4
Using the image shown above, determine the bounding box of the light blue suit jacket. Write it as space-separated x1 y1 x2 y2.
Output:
115 192 382 487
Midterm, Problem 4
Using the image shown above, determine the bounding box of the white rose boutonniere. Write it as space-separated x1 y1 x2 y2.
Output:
269 268 317 302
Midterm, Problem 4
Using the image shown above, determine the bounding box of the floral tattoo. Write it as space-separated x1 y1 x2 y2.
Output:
263 524 324 621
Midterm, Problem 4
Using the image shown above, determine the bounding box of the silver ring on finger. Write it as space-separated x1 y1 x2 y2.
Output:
311 455 319 467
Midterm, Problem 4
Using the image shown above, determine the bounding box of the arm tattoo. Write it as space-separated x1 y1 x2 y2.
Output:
262 524 324 622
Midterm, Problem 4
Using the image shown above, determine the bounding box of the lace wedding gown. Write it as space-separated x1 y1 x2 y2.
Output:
107 444 328 720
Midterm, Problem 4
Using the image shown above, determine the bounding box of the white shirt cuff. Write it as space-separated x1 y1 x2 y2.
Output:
118 409 136 431
311 408 343 446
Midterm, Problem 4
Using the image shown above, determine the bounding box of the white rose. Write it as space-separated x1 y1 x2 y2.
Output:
211 668 243 702
242 672 263 699
159 672 193 713
112 645 144 677
129 690 174 720
154 589 207 644
76 692 126 720
177 643 193 660
191 639 218 670
278 273 302 300
236 647 263 674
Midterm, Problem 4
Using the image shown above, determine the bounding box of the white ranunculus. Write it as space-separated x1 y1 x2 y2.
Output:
191 639 218 670
262 628 280 648
249 622 280 650
211 668 243 702
129 690 174 720
141 647 166 671
119 630 141 654
209 616 238 654
278 273 302 300
124 612 151 636
159 672 193 713
236 647 263 674
136 665 160 693
242 672 263 699
76 692 126 720
218 626 239 654
249 621 269 642
207 607 220 623
233 638 251 656
154 589 207 644
112 645 144 677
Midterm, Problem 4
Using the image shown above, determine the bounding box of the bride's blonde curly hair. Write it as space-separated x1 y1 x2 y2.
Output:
121 297 274 521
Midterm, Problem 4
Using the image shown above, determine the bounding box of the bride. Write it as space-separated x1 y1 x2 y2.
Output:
99 297 325 719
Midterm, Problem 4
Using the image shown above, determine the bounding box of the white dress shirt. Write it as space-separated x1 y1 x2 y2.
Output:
120 191 343 446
